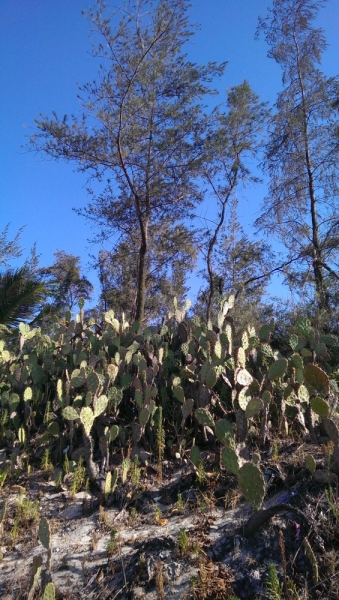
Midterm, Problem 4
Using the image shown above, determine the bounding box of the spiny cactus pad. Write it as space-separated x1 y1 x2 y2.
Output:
305 454 316 475
221 447 240 475
268 358 288 381
245 398 263 419
215 419 234 447
93 394 108 418
139 407 150 427
310 396 330 418
195 408 215 428
181 398 194 422
238 463 265 510
80 406 95 436
43 582 56 600
303 364 330 394
173 385 185 403
190 445 200 466
323 418 339 445
62 406 79 421
39 517 51 550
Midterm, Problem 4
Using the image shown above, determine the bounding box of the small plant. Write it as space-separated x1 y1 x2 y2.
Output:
130 455 141 488
265 563 283 600
271 442 279 462
174 493 186 513
155 561 165 600
70 458 86 496
0 469 7 489
326 485 339 523
130 507 137 520
41 449 53 472
196 459 207 485
107 527 117 555
55 470 63 490
11 516 19 541
64 452 70 475
156 406 165 482
178 528 190 554
17 496 39 524
154 506 162 524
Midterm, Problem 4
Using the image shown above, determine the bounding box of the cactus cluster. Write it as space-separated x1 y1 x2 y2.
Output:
0 297 338 511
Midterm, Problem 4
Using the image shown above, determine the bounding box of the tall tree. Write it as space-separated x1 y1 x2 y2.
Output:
40 250 93 312
196 198 273 329
255 0 339 320
199 81 269 321
97 221 197 323
29 0 226 328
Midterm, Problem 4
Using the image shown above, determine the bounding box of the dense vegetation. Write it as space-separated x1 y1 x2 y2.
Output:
1 1 339 598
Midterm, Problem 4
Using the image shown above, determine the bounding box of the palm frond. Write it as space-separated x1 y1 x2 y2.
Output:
0 267 47 327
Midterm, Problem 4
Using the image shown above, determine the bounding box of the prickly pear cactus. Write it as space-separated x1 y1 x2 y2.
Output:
215 419 234 447
195 408 215 428
93 394 108 418
104 472 112 502
238 463 265 510
310 397 330 418
80 406 95 436
221 447 240 475
43 582 56 600
305 454 316 475
39 517 51 550
190 445 200 466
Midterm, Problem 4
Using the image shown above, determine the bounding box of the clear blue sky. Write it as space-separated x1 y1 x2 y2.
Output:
1 0 338 308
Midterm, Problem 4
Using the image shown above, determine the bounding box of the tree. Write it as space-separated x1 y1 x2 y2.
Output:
40 250 93 312
196 198 273 329
0 267 47 329
29 0 226 328
198 81 269 321
97 221 197 323
255 0 339 321
0 224 24 268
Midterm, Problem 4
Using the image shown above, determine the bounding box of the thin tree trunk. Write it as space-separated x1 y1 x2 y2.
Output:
206 176 236 322
294 31 330 314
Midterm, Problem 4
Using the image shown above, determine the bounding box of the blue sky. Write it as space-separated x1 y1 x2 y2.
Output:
1 0 338 309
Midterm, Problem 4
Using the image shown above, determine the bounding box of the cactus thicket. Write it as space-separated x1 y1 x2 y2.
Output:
0 298 338 517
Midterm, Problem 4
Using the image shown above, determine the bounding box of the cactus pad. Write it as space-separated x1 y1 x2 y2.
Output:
303 364 330 394
323 418 339 445
43 582 56 600
305 454 316 475
236 369 253 386
298 384 309 403
221 447 240 475
268 358 288 381
181 398 194 423
80 406 94 436
139 407 150 427
245 398 263 419
237 347 246 368
206 368 217 389
310 396 330 418
104 472 112 501
238 463 265 510
62 406 79 421
215 419 234 447
261 390 272 407
93 394 108 418
195 408 215 428
173 385 185 403
110 424 119 442
238 386 251 410
39 517 51 550
190 445 200 466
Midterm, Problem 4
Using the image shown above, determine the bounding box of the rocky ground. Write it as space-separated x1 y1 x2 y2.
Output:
1 440 339 600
